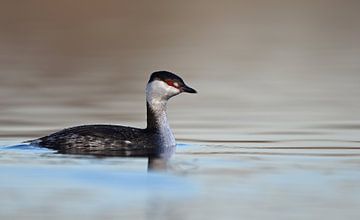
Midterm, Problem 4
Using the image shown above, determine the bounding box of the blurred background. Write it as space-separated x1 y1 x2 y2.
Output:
1 0 359 141
1 1 360 220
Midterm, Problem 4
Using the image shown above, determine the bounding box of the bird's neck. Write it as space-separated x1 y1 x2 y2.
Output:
146 98 169 131
146 94 175 144
146 100 176 158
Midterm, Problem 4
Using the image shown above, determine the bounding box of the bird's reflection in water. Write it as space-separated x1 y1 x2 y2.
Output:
147 145 176 172
148 157 170 172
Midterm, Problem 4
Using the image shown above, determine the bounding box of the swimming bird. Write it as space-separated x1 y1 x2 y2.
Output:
28 71 197 157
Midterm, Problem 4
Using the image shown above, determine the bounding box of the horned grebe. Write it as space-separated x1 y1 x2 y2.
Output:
27 71 197 157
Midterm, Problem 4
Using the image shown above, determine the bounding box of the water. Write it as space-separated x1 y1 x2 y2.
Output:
1 1 360 219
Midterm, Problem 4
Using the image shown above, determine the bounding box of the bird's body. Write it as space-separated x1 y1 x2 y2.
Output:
30 125 156 156
28 71 196 157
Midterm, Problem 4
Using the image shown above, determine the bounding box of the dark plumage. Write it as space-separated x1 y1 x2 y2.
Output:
27 71 196 157
30 125 167 157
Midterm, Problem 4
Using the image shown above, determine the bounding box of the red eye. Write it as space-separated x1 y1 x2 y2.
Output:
164 79 180 88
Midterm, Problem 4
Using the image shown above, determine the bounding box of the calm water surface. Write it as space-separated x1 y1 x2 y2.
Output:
1 1 360 220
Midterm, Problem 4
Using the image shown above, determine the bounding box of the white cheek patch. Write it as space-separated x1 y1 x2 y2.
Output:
146 80 181 104
166 84 180 94
161 81 180 98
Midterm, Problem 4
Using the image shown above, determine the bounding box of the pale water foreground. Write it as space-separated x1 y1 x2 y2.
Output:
1 141 360 220
1 0 360 220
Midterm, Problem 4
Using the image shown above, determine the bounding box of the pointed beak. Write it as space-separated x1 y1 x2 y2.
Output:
181 84 197 93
